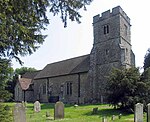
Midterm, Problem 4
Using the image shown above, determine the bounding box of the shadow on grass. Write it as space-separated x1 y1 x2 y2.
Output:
41 103 54 109
26 103 54 110
83 108 131 118
27 102 103 110
27 103 74 110
41 103 75 109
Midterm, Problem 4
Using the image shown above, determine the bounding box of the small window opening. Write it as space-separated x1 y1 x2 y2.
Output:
104 25 109 34
126 48 128 56
43 83 46 95
124 24 128 35
106 49 109 55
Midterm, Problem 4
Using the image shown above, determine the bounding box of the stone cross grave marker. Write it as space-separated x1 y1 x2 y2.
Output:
147 103 150 122
13 103 26 122
34 101 41 112
54 101 64 120
134 103 143 122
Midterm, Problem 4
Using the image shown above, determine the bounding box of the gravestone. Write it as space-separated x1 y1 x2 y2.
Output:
22 101 27 108
92 107 98 114
34 101 41 112
112 115 116 120
147 103 150 122
54 101 64 120
13 103 26 122
46 111 50 117
134 103 143 122
118 113 122 119
102 116 107 122
74 104 78 108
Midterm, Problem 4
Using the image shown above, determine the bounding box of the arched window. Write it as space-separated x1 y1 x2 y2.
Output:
105 49 109 55
66 82 72 95
43 83 46 95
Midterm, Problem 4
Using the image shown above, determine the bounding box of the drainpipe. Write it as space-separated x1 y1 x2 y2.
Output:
23 90 26 102
78 73 80 104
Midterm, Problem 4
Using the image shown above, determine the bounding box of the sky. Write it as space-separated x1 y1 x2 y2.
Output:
12 0 150 70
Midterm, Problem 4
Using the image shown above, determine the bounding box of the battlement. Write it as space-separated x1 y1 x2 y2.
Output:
93 6 130 24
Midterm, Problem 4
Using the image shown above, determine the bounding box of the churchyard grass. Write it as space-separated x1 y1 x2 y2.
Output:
3 102 147 122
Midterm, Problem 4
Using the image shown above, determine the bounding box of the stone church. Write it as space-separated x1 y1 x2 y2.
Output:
15 6 135 104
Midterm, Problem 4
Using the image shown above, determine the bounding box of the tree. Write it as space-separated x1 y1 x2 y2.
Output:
0 0 92 64
15 67 37 76
144 48 150 70
107 67 147 111
140 68 150 105
0 59 13 101
0 59 13 122
0 104 12 122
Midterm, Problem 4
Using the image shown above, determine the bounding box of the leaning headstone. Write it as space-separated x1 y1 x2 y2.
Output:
34 101 41 112
54 101 64 120
102 116 107 122
147 103 150 122
13 103 26 122
134 103 143 122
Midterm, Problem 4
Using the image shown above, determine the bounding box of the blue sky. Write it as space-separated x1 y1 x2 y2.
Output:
12 0 150 70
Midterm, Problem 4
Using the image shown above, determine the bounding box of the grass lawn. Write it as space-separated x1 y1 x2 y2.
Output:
3 102 146 122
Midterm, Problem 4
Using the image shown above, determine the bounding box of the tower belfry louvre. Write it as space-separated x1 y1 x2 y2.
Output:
15 6 135 104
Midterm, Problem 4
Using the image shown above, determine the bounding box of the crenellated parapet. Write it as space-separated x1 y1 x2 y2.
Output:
93 6 130 24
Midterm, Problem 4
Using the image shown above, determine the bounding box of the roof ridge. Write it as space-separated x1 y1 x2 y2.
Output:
34 54 90 79
70 55 90 73
46 54 89 66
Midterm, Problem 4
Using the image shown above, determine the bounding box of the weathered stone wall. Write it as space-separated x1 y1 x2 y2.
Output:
15 82 34 102
79 73 89 104
33 78 48 102
14 82 24 102
34 72 88 104
25 90 34 102
48 74 79 104
90 6 135 103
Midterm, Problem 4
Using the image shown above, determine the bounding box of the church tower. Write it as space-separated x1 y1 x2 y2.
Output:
89 6 135 103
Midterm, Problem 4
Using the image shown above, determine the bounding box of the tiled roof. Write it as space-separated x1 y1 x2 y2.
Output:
34 55 90 79
19 71 40 90
19 78 32 90
22 71 40 79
